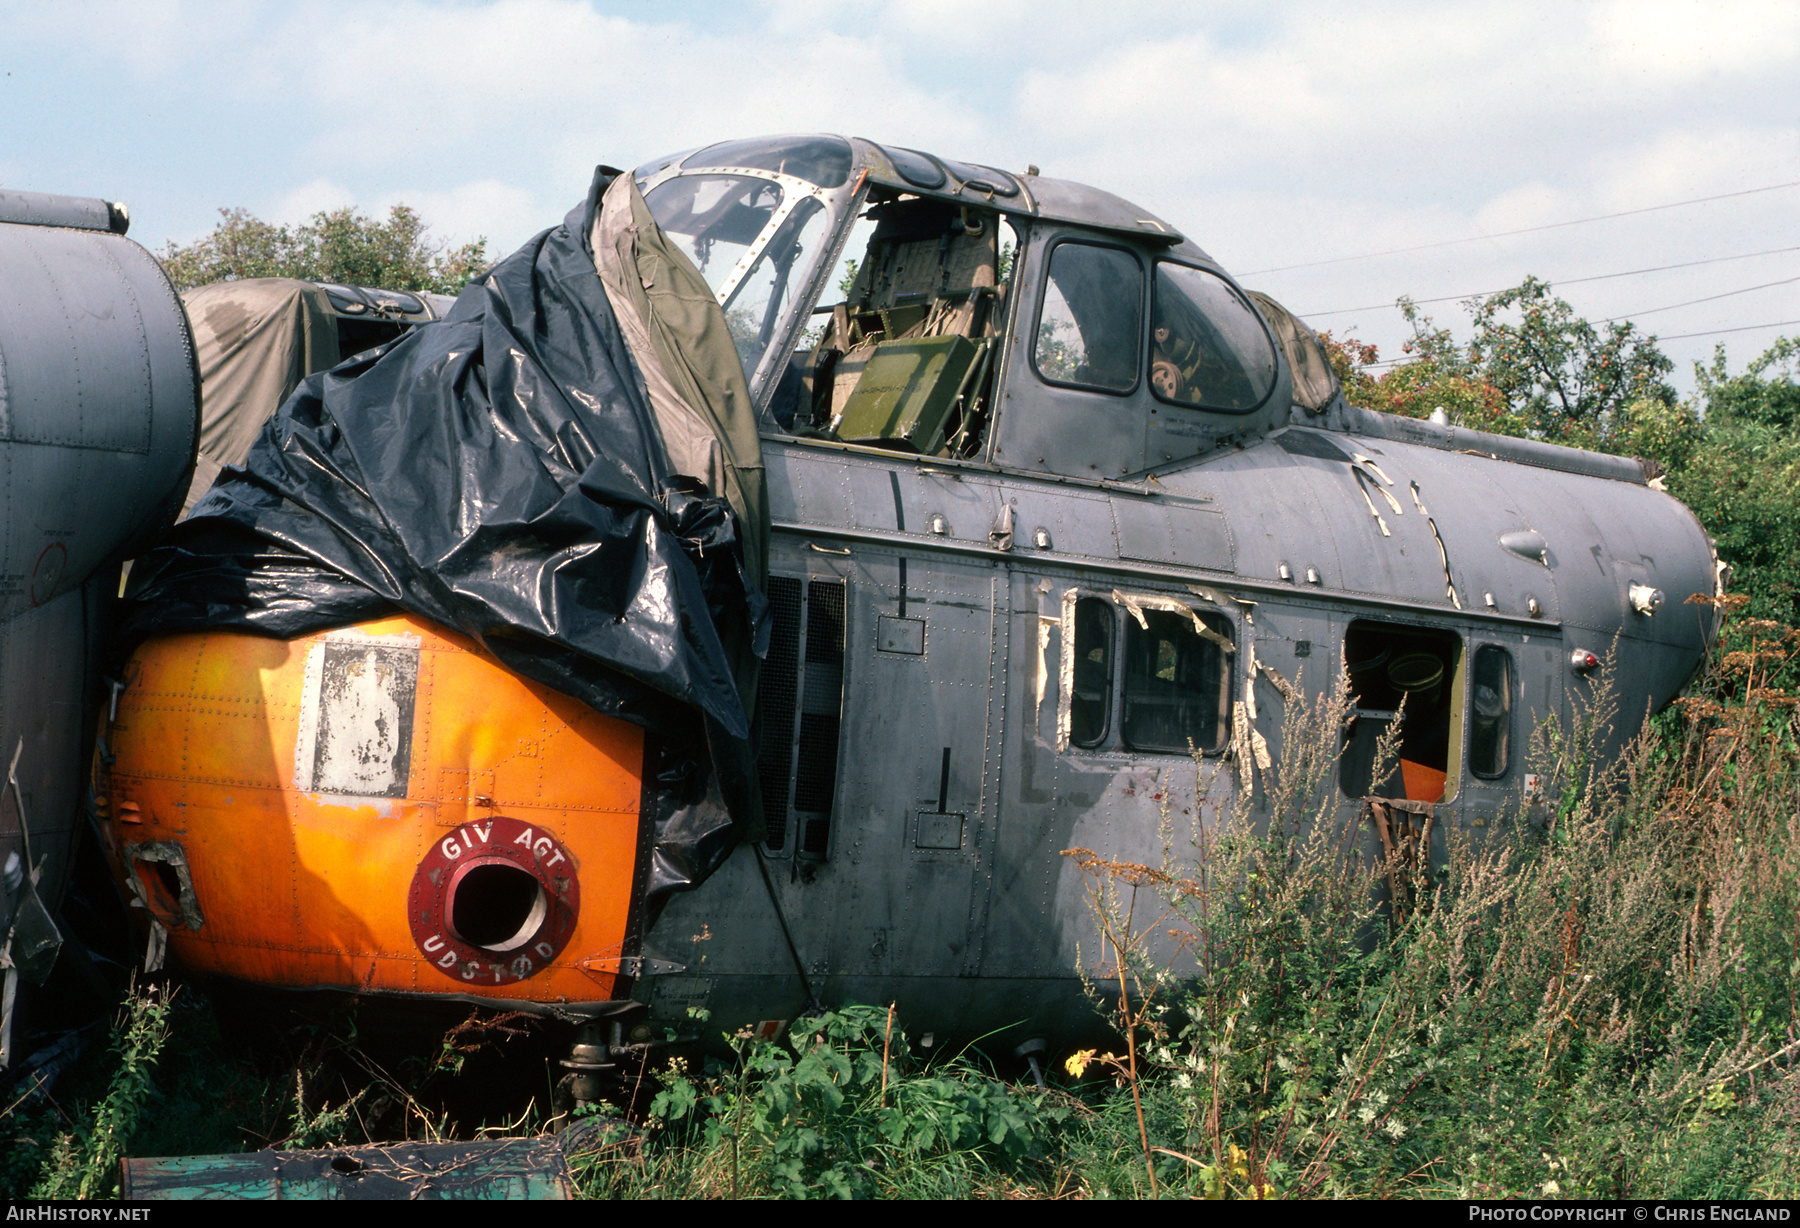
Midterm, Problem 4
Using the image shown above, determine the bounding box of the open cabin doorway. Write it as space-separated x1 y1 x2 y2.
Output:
1340 619 1464 804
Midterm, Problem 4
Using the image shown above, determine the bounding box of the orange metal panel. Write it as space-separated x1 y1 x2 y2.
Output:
98 614 646 1006
1399 759 1447 804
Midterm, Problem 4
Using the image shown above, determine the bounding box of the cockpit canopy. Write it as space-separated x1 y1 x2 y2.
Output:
635 134 1299 477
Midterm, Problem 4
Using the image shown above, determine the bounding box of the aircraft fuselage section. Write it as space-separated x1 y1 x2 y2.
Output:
624 135 1716 1047
643 435 1714 1046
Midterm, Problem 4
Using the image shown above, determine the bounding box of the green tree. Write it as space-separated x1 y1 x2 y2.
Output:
1317 330 1381 406
161 204 488 295
1319 316 1511 433
1693 336 1800 429
1334 279 1679 448
1465 275 1677 445
1671 338 1800 624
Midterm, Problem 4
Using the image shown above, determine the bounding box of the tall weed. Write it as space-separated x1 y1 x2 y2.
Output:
27 981 170 1199
1066 625 1800 1199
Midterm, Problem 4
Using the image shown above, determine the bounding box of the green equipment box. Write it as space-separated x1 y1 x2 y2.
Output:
834 334 981 454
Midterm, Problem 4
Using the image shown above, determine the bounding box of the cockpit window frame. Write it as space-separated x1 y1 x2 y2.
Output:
680 135 856 190
757 184 1021 456
639 162 865 413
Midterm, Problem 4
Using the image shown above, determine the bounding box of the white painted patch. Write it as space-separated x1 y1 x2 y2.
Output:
294 629 422 800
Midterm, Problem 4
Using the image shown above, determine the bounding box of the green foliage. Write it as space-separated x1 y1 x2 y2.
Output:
1674 339 1800 624
1318 330 1381 406
593 1005 1069 1198
161 204 489 294
1332 277 1678 447
1388 300 1521 431
27 983 171 1199
1670 425 1800 623
1696 338 1800 430
836 257 860 301
1035 316 1082 383
1319 315 1514 433
1466 275 1677 443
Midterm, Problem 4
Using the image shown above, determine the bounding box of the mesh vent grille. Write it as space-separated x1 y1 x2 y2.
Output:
806 581 846 667
794 712 841 816
752 576 845 857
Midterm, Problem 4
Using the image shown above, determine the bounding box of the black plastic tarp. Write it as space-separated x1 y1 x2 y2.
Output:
121 167 768 900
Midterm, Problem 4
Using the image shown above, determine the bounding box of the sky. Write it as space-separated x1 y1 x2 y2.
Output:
5 0 1798 396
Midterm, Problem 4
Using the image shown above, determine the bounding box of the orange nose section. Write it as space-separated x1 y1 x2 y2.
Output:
95 615 646 1006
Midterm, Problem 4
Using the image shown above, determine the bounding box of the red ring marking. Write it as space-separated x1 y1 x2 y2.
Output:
407 816 580 986
30 542 67 607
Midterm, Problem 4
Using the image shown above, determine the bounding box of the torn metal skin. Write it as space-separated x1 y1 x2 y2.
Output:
1409 481 1463 610
1111 588 1237 656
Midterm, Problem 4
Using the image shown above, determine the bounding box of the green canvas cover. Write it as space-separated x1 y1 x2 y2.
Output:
590 177 767 585
179 279 338 515
590 174 769 708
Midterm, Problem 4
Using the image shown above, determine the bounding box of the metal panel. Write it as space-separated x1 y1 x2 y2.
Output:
121 1140 573 1200
1112 497 1234 571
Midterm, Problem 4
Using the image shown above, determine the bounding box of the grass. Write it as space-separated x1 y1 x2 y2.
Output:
7 602 1799 1198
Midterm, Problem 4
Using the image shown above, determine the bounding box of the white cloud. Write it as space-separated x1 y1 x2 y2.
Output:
266 178 358 226
8 0 1798 389
1590 0 1800 82
385 178 541 254
1472 182 1581 235
1593 125 1800 207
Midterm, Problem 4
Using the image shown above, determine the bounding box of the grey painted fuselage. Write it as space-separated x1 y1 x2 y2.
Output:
0 197 197 1012
629 135 1718 1049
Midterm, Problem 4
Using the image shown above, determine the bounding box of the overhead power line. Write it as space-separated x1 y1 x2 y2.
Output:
1350 315 1800 369
1659 318 1800 342
1303 245 1800 318
1602 274 1800 322
1242 179 1800 277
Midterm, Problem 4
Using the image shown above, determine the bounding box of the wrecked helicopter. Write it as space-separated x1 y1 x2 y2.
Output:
83 134 1718 1081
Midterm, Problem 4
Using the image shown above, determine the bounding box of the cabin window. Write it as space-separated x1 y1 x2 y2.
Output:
1150 263 1278 412
1341 620 1463 803
1033 242 1142 395
1468 645 1513 779
1121 607 1233 754
1070 596 1114 748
